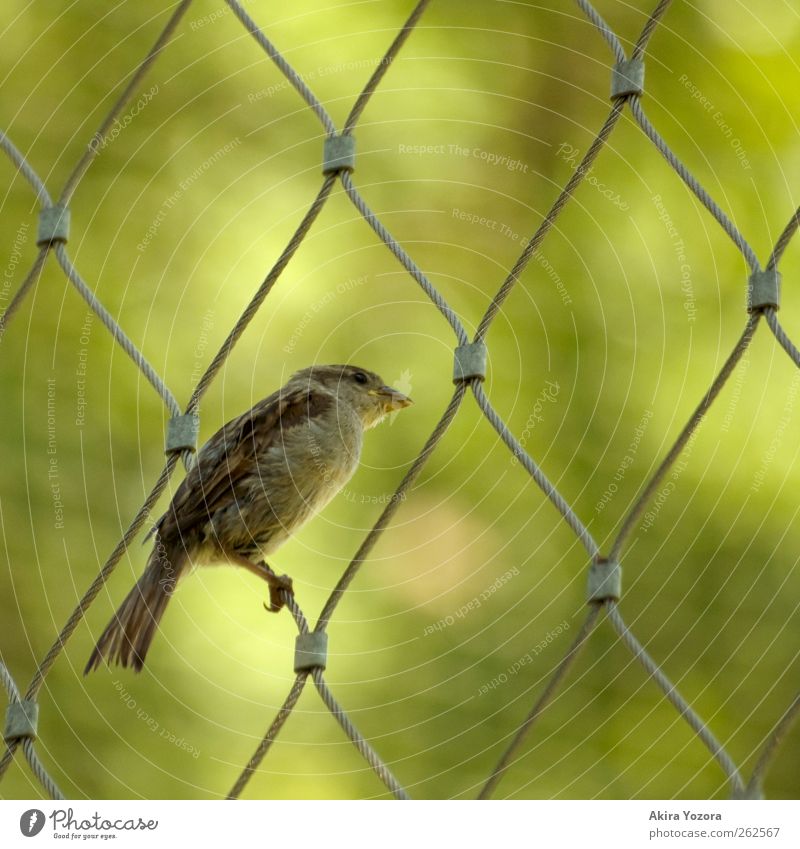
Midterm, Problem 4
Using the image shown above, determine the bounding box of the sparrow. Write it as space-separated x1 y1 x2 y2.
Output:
85 364 413 673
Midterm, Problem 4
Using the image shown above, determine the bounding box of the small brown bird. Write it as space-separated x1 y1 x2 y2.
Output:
85 364 412 673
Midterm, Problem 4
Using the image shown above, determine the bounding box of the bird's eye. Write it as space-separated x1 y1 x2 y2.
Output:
353 371 368 385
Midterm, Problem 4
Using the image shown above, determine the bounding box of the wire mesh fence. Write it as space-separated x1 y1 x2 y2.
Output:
1 0 798 800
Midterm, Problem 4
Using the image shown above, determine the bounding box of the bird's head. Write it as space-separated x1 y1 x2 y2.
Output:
292 364 413 429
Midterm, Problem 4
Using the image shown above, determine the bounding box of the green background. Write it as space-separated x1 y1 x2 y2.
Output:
1 0 799 799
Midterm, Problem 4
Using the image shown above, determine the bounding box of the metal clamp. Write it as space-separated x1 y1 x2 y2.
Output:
732 782 764 800
323 134 356 174
37 205 70 246
610 59 645 99
453 342 488 383
4 700 39 742
165 413 199 454
587 557 622 603
294 631 328 672
747 269 781 312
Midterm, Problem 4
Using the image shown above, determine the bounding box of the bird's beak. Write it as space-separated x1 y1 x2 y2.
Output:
371 386 414 412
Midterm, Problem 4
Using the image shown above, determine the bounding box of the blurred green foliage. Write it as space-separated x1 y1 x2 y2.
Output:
1 0 799 800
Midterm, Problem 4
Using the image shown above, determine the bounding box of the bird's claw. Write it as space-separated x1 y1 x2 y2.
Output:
263 573 294 613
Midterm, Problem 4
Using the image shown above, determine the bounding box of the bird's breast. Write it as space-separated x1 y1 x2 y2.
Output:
226 409 363 557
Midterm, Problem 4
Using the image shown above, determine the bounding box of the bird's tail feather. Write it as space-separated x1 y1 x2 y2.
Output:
84 543 186 673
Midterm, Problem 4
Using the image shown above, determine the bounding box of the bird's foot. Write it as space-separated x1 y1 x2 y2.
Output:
262 568 294 613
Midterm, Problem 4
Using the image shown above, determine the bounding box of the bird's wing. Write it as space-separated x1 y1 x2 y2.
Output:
156 385 333 541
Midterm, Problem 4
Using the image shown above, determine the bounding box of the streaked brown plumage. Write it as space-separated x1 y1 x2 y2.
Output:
85 364 412 673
